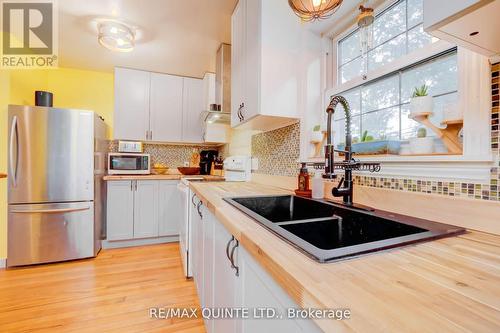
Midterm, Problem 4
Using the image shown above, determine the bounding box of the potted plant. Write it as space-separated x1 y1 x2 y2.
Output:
310 125 323 143
410 84 433 117
337 130 401 155
409 127 434 154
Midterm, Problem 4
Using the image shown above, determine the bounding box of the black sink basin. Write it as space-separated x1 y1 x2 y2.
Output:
224 195 465 262
230 195 336 222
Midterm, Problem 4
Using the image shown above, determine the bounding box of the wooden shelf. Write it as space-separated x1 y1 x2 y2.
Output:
310 131 328 158
0 173 6 179
409 113 463 154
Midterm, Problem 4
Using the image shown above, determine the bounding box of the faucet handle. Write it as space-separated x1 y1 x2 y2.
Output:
336 177 344 189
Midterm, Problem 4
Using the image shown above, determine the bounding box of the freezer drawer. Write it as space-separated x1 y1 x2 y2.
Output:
7 202 96 267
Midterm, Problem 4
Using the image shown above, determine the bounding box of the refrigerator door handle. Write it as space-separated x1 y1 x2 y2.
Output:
10 206 91 214
9 116 18 187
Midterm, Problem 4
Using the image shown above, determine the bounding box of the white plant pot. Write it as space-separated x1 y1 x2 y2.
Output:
310 131 323 143
410 95 433 117
409 137 434 154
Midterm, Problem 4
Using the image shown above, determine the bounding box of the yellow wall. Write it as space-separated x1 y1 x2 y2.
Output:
0 67 114 260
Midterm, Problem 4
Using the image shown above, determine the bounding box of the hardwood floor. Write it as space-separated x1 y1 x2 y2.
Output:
0 243 206 333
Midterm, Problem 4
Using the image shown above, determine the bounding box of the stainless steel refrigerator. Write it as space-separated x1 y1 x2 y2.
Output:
7 105 107 267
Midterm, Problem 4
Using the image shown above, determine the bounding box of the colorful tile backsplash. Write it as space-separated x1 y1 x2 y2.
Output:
252 62 500 202
251 123 300 177
109 141 220 168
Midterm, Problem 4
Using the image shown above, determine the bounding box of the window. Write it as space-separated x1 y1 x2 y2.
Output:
338 0 436 84
333 51 458 147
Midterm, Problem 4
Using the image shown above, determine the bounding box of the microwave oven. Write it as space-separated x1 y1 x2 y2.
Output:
108 153 150 175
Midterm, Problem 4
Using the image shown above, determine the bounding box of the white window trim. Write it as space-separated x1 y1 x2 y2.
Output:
319 4 493 183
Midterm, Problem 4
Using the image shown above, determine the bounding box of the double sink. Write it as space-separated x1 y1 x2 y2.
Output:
224 195 464 262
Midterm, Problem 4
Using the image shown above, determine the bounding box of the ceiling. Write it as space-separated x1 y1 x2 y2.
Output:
57 0 374 77
58 0 236 78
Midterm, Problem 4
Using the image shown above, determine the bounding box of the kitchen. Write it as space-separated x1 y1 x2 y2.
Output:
0 0 499 332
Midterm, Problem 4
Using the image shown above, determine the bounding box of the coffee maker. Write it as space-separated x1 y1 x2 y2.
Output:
199 150 218 175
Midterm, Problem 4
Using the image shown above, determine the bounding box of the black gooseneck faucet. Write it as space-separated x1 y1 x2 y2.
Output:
324 95 354 206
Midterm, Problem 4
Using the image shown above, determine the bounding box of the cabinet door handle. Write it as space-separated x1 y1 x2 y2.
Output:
130 181 133 191
134 180 138 191
196 201 203 219
191 193 197 206
230 239 239 276
150 130 153 140
240 102 245 121
238 104 243 121
225 236 234 264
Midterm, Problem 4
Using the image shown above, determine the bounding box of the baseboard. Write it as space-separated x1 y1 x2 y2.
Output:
0 259 5 268
102 236 179 249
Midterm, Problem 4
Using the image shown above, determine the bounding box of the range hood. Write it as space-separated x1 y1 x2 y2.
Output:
202 43 231 125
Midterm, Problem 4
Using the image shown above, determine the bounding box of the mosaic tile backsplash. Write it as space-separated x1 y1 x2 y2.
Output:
252 62 500 202
251 123 300 177
109 141 220 168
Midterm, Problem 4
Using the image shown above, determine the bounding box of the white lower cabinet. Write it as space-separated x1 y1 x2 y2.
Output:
133 180 159 239
106 180 180 242
191 196 321 333
158 181 181 236
106 181 134 241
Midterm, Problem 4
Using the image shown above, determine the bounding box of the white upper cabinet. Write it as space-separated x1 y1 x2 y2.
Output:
114 67 204 143
150 73 184 142
424 0 500 56
231 1 245 127
231 0 321 132
182 77 204 143
203 72 216 111
114 68 150 141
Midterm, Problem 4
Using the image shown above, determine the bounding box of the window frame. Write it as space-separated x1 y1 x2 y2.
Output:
321 0 493 182
334 48 459 144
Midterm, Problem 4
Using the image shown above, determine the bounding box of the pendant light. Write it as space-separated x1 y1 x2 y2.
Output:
288 0 343 22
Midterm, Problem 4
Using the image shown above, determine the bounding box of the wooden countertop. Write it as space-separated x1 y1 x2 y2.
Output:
103 174 224 181
190 181 500 333
0 173 6 179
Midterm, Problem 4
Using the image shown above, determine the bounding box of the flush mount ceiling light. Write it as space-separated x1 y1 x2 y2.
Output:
288 0 343 21
98 20 135 52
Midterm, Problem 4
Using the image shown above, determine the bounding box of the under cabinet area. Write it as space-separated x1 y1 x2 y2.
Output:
106 180 180 247
190 195 322 333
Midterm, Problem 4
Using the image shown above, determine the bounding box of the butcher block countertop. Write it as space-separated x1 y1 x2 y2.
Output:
190 181 500 333
103 174 224 181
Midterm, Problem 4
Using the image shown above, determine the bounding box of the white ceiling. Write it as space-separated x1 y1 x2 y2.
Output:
57 0 375 77
58 0 236 78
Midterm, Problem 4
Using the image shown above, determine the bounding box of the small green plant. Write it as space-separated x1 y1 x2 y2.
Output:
412 84 429 98
360 130 374 142
417 127 427 138
312 125 321 131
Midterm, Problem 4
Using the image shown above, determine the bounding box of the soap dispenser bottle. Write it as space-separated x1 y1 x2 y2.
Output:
295 163 312 198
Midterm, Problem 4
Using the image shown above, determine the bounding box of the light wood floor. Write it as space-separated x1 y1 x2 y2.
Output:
0 243 206 333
